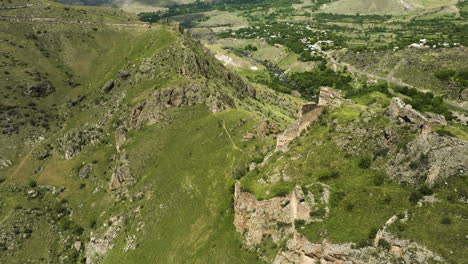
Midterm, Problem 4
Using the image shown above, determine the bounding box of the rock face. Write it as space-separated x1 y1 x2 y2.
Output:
115 127 127 153
24 82 55 97
384 97 467 185
386 132 468 185
131 83 235 127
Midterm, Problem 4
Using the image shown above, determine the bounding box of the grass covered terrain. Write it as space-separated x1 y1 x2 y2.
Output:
0 1 466 263
100 106 266 263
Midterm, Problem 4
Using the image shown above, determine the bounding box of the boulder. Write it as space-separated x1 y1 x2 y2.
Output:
24 82 55 97
78 164 92 179
138 64 153 74
119 70 130 80
101 80 115 93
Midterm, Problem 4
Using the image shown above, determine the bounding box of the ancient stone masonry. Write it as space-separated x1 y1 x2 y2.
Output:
234 183 445 264
318 87 348 107
276 87 347 153
234 183 329 247
276 103 323 152
386 97 447 135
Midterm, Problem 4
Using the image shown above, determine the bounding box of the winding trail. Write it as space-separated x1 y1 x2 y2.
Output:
214 115 249 155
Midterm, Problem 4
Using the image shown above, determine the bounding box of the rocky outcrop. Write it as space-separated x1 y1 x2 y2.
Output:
115 127 127 153
255 120 281 138
384 97 467 185
78 163 92 179
386 132 468 185
110 152 132 190
131 83 235 127
59 127 103 159
86 216 125 264
0 158 12 168
24 82 55 97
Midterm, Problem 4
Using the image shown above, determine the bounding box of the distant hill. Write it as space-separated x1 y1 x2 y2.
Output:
319 0 459 14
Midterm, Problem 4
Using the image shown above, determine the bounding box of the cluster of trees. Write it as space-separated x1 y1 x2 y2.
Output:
139 0 300 23
433 69 468 87
393 86 454 120
218 22 345 55
289 66 352 96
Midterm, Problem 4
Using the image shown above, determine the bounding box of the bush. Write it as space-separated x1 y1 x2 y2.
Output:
378 238 391 250
344 203 354 211
294 219 306 226
89 219 97 229
358 156 372 169
354 240 370 249
318 170 340 181
28 180 37 188
441 216 452 225
409 191 423 204
368 227 378 239
419 186 433 196
435 129 455 137
373 173 386 186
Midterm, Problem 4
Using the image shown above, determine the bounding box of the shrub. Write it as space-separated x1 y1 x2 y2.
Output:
419 186 433 196
344 203 354 212
318 170 340 181
378 238 391 250
373 173 386 186
89 219 97 229
294 219 306 226
435 129 455 137
368 227 378 239
441 217 452 225
354 240 370 249
28 180 37 188
409 191 423 204
358 156 372 169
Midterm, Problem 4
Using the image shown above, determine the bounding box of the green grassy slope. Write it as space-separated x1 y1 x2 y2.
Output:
101 106 264 263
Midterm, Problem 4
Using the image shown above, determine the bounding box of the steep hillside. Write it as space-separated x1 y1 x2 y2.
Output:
0 1 300 263
0 1 467 264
